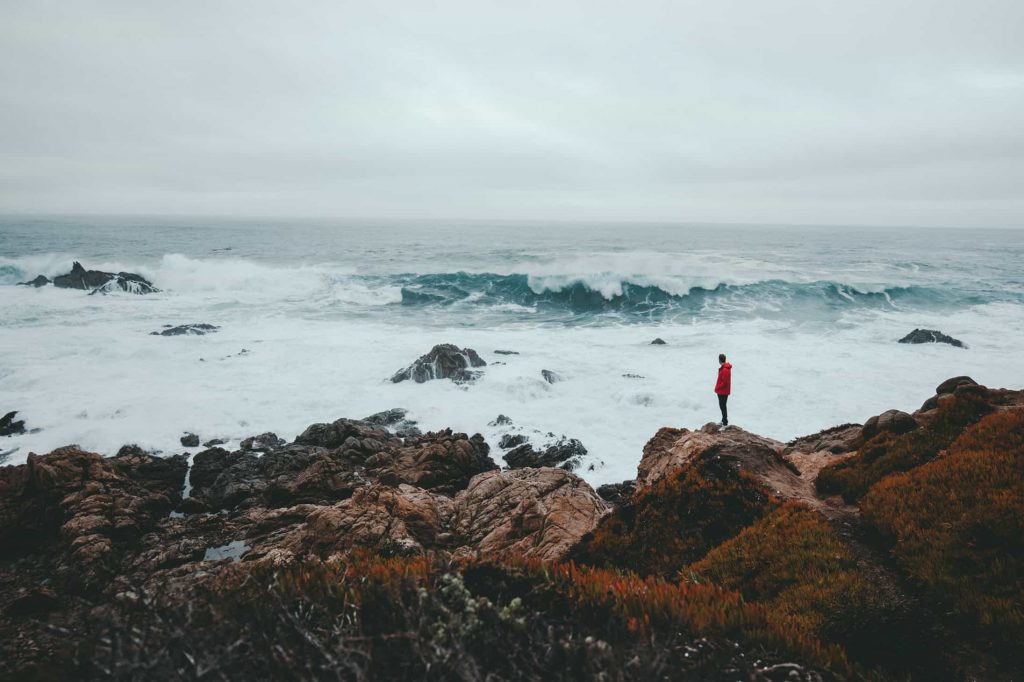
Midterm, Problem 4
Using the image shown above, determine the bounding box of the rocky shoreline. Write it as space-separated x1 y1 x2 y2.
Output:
2 376 1022 680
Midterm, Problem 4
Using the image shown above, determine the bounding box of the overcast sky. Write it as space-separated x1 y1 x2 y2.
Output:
1 1 1022 227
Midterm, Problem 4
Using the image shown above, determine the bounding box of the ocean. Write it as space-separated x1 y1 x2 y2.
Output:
2 216 1023 485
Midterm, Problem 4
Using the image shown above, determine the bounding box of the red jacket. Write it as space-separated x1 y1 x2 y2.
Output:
715 362 732 395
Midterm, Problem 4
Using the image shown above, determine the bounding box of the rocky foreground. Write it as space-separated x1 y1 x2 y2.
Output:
1 377 1022 681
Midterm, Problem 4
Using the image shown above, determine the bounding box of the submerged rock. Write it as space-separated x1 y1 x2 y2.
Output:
1 411 26 437
50 261 158 295
16 275 49 287
391 344 487 384
494 349 519 355
650 337 667 345
541 369 563 384
498 433 528 449
898 328 965 348
151 323 219 336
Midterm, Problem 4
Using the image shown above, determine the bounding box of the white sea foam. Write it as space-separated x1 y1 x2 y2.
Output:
2 277 1022 486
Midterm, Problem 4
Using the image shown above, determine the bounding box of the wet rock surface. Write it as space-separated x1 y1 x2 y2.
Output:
391 343 487 383
504 437 587 471
180 432 200 447
898 328 965 347
16 275 49 287
1 411 26 437
44 261 159 294
152 323 220 336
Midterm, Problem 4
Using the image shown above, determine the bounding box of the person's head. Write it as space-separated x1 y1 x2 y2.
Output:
718 353 726 364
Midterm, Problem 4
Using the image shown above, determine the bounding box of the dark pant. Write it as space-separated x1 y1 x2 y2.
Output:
718 394 729 424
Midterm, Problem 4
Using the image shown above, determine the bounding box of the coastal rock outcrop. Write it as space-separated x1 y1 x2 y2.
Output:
47 261 158 294
635 423 800 496
391 343 486 383
898 328 965 348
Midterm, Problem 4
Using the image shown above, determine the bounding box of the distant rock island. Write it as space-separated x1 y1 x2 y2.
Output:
19 261 158 294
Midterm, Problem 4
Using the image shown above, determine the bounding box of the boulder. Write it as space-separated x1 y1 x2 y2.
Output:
898 329 965 348
498 433 528 449
361 408 421 437
504 437 587 471
366 429 497 496
151 324 219 336
203 438 226 447
489 414 513 426
239 432 285 451
391 344 486 384
650 338 667 345
294 418 396 452
51 262 158 294
17 275 49 287
257 484 457 560
451 468 607 562
936 376 978 395
180 432 200 447
1 411 26 437
861 409 918 440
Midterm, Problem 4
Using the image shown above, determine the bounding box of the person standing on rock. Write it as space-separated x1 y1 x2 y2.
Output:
715 353 732 427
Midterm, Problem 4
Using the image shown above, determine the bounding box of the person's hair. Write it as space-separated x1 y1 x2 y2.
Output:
719 353 726 363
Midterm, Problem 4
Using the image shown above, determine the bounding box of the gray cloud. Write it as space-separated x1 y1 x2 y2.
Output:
1 0 1022 226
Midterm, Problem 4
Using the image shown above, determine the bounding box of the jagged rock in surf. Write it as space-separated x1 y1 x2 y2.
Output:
1 411 26 437
541 369 563 384
489 414 513 426
650 337 667 345
180 433 200 447
361 408 422 437
151 323 219 336
498 433 528 449
49 262 158 295
391 344 486 384
898 328 965 348
504 437 587 471
16 275 49 287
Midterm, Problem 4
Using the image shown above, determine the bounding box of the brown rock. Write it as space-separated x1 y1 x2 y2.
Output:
367 429 497 495
451 468 606 562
